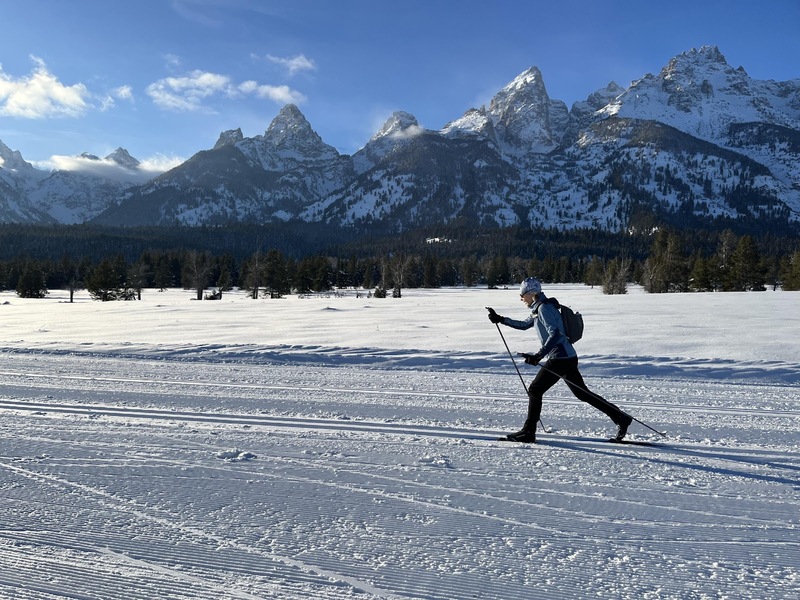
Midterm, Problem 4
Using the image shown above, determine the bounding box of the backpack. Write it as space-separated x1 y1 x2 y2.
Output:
545 297 584 344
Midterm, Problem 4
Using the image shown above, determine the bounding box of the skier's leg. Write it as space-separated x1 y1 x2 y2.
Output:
562 358 632 438
503 365 559 442
523 364 561 430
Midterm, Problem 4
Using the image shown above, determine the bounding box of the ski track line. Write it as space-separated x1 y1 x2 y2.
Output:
270 456 800 528
7 427 795 534
0 459 410 600
0 535 263 600
7 412 800 526
96 546 266 600
2 368 796 418
4 416 798 597
0 398 495 439
4 398 799 480
263 450 800 536
0 400 800 471
202 453 800 591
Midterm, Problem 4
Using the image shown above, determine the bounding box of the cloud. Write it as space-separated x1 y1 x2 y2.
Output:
147 70 306 111
99 85 135 112
40 152 184 183
163 53 183 69
0 56 90 119
264 53 317 76
238 80 306 104
146 70 231 111
138 154 186 176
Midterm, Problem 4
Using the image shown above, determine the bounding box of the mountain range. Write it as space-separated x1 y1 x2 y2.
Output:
2 45 799 235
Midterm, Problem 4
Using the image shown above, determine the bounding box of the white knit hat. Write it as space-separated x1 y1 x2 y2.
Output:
519 277 542 296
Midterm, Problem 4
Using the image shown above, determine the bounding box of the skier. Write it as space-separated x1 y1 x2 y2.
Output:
487 277 632 443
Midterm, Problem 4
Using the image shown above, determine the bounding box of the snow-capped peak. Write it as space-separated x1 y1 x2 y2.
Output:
106 147 140 170
599 44 800 141
372 111 422 140
442 66 569 153
265 104 317 142
261 104 339 160
488 66 570 154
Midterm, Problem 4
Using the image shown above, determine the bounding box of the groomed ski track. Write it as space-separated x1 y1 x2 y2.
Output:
1 351 798 599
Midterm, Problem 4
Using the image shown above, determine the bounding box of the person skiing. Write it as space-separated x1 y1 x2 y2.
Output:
487 277 632 443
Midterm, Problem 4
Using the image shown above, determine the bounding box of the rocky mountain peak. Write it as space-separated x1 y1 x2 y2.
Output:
214 128 244 149
487 66 569 153
489 67 548 114
373 111 421 140
262 104 338 160
106 147 140 170
265 104 316 141
0 139 35 172
598 43 800 141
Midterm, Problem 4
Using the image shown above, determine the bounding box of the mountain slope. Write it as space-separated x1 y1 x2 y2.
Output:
3 45 799 234
95 105 354 226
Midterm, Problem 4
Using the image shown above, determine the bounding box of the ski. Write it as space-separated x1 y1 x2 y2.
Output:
495 434 665 448
606 437 662 447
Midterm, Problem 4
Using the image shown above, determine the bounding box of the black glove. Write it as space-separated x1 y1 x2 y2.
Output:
520 352 543 366
487 307 504 324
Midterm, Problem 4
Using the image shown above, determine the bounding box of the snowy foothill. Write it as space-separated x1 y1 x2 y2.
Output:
0 284 798 599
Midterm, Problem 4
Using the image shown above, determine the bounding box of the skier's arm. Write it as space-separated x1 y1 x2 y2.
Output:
501 313 535 330
536 303 565 355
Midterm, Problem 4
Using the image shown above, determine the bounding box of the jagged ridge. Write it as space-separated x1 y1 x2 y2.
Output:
2 45 799 232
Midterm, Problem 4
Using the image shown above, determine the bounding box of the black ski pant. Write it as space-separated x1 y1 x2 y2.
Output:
523 356 627 430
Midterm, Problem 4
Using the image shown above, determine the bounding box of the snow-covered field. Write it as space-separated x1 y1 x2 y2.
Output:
1 284 798 600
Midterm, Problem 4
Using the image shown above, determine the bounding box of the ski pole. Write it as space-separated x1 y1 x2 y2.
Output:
489 316 546 432
536 362 666 438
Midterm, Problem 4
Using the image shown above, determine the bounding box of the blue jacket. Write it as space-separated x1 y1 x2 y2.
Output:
502 293 577 360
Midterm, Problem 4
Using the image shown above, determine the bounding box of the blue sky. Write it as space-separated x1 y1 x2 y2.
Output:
1 0 799 173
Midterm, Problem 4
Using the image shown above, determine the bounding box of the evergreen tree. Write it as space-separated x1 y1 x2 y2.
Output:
87 257 126 301
153 254 174 291
730 236 765 291
642 230 689 293
460 256 479 287
781 251 800 290
16 263 48 298
263 249 291 298
216 254 237 292
422 255 440 288
689 254 715 292
583 256 605 288
485 255 510 288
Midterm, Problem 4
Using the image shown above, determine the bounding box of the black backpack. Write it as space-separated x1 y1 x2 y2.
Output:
545 298 584 344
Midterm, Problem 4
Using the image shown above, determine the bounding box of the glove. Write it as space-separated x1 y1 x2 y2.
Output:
521 352 543 366
487 307 504 324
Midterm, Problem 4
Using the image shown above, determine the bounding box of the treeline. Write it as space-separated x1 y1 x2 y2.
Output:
3 227 800 300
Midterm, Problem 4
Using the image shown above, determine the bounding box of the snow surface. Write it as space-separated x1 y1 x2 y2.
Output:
0 285 798 599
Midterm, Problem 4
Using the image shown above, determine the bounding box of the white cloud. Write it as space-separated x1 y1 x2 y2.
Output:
43 154 138 182
147 70 306 111
138 153 185 175
265 53 317 76
99 85 135 112
40 152 184 183
114 85 134 101
146 70 232 111
238 80 306 104
0 56 90 119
